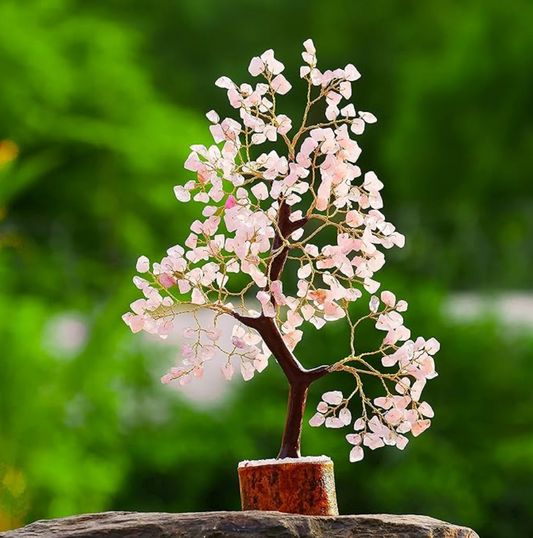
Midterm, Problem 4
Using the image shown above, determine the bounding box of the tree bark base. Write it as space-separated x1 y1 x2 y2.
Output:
238 457 338 516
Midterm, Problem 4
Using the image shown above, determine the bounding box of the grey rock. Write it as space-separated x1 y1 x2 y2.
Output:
0 511 479 538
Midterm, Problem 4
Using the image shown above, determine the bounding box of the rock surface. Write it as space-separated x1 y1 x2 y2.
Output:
0 511 479 538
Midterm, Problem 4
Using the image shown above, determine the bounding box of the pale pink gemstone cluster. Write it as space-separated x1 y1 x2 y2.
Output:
310 334 439 461
123 39 440 462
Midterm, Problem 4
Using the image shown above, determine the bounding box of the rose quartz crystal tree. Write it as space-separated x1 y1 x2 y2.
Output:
123 40 440 463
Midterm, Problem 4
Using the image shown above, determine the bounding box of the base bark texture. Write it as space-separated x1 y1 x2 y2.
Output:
238 459 338 515
0 511 479 538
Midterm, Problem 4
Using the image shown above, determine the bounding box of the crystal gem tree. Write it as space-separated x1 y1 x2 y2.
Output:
123 40 440 463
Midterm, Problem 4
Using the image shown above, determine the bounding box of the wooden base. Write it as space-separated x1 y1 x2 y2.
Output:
238 457 339 516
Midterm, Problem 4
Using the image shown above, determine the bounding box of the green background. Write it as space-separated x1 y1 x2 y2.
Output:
1 1 532 536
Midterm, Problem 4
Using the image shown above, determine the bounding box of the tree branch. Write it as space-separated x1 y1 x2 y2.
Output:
233 314 329 384
268 200 308 283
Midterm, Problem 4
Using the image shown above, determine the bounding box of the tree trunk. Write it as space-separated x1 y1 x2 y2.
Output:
277 381 309 458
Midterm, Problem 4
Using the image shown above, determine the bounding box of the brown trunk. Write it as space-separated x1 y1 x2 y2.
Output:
277 382 309 458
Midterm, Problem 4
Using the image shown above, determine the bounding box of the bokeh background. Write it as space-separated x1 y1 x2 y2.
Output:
1 0 532 536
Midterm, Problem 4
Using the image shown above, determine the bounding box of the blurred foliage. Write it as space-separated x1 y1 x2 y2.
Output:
0 0 532 537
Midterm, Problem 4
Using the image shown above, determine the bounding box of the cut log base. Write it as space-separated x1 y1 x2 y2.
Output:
238 457 338 516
